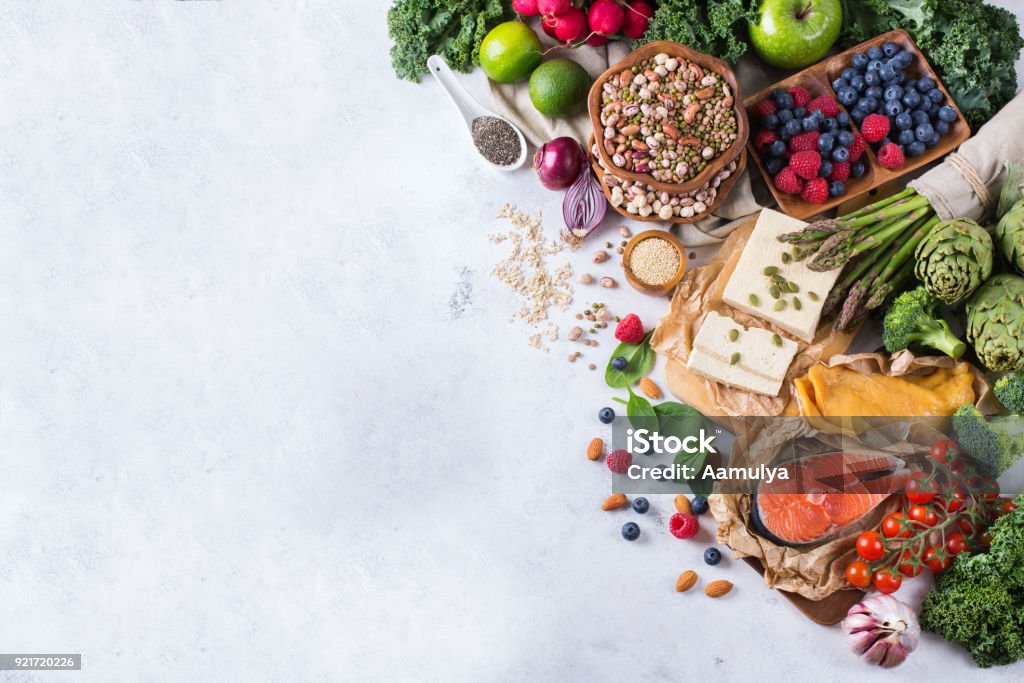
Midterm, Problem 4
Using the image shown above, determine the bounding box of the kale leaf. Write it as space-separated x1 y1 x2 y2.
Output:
636 0 759 63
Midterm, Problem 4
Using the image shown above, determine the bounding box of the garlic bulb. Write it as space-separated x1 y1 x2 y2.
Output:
842 595 920 668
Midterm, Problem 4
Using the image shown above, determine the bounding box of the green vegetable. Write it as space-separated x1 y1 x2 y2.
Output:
882 286 966 358
994 373 1024 414
994 200 1024 275
966 274 1024 371
996 161 1024 219
951 404 1024 477
913 218 993 304
919 493 1024 668
605 330 655 388
636 0 758 63
387 0 511 82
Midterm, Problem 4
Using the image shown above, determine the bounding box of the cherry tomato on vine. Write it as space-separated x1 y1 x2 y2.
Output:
908 504 939 528
846 560 873 588
923 545 952 573
958 517 975 535
1002 499 1019 515
897 549 924 577
937 491 966 513
873 569 902 594
945 531 968 556
856 530 886 561
905 471 936 504
882 512 912 539
950 458 969 477
979 531 993 548
980 480 1000 500
930 439 958 464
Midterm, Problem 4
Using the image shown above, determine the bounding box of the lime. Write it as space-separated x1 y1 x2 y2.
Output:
529 58 591 118
479 21 543 84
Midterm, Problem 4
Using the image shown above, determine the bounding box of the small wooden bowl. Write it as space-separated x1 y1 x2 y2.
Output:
622 230 688 296
588 40 749 195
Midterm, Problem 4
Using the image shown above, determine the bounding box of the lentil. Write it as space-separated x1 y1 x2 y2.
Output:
628 237 681 285
472 116 520 167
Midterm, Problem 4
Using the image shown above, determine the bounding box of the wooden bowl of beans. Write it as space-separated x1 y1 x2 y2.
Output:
622 230 688 296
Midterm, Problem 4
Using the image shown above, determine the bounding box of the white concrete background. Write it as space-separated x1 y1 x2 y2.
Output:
0 2 1022 681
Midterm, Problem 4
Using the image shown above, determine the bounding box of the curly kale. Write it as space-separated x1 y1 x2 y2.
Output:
995 373 1024 414
636 0 759 63
920 494 1024 668
952 404 1024 477
387 0 511 82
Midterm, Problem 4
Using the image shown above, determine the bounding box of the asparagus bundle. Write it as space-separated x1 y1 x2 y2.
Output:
778 189 939 332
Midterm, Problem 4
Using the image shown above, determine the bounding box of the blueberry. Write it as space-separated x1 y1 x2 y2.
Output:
902 90 921 109
916 101 934 115
911 109 930 126
817 133 835 153
762 113 779 130
934 119 949 135
915 122 934 141
632 497 650 514
837 130 855 147
801 116 819 132
774 92 794 110
837 87 858 107
906 140 926 157
890 70 906 85
851 109 866 124
937 105 957 123
691 495 709 515
858 96 878 112
898 51 913 67
769 140 787 157
841 67 858 82
777 109 794 125
851 52 869 70
828 180 845 197
765 157 784 175
832 146 850 163
916 76 936 93
926 132 941 148
894 111 913 130
904 78 917 91
851 161 866 178
611 356 628 371
793 106 808 119
850 75 866 92
831 77 848 93
897 129 915 146
818 159 833 178
864 70 880 87
772 87 786 98
927 88 944 105
778 126 793 141
621 522 640 541
884 85 904 102
878 137 892 148
882 41 900 58
885 100 903 117
822 116 838 132
785 119 802 136
598 407 615 424
879 64 896 82
837 111 851 127
867 46 884 61
704 547 722 565
811 108 826 121
865 86 883 100
867 59 884 72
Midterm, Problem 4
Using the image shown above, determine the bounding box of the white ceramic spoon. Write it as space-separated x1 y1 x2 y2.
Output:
427 54 528 172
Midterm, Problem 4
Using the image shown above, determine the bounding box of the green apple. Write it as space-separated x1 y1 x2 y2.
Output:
749 0 842 69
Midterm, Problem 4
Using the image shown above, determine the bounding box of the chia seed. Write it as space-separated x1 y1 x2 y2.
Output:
472 116 520 166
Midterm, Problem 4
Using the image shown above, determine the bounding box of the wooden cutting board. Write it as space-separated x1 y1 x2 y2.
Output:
742 558 864 625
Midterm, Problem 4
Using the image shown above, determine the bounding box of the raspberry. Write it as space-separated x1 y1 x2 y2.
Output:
669 513 699 540
751 99 777 118
877 142 906 170
807 95 839 117
787 85 811 108
800 176 829 204
848 133 867 162
861 113 891 143
754 129 779 152
828 161 851 182
773 167 803 195
607 450 632 474
788 150 822 180
614 313 645 344
788 131 820 153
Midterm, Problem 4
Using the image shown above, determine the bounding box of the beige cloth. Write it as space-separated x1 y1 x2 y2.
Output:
910 89 1024 223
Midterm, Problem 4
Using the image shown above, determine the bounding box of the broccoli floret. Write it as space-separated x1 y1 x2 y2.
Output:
952 404 1024 476
882 286 966 358
994 372 1024 414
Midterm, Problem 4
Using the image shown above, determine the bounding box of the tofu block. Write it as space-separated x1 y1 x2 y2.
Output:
687 311 799 397
722 209 842 342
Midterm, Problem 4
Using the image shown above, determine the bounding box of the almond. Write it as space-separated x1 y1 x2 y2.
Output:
674 494 691 515
587 437 604 461
639 377 662 399
601 493 629 511
676 570 698 593
705 580 733 598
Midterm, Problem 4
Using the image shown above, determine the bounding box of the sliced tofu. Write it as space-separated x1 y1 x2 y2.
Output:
722 209 842 342
687 311 799 397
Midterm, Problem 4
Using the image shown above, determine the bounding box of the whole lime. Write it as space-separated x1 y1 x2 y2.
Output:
479 21 543 84
529 58 591 118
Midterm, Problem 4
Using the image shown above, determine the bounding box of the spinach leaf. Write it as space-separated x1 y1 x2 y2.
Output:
625 387 659 432
605 329 655 388
674 451 712 496
652 401 705 442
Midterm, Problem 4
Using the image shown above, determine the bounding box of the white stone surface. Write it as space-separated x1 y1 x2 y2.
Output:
0 2 1022 681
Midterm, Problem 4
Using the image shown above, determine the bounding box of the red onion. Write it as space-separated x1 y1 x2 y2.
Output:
562 157 607 245
534 137 583 190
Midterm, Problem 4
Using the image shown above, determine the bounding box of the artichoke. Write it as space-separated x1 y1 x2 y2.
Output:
914 218 994 304
994 199 1024 275
966 274 1024 371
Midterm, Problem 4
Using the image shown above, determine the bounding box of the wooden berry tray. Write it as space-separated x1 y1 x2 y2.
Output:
744 29 970 220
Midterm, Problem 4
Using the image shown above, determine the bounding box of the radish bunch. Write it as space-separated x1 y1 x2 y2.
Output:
512 0 653 47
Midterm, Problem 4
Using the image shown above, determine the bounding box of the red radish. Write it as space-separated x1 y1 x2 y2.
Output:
588 0 626 36
537 0 571 17
511 0 540 16
586 33 609 47
540 14 558 38
551 6 588 43
622 0 654 40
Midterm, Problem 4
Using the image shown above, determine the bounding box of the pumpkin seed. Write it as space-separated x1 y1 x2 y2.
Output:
793 297 802 310
763 266 779 276
781 252 791 264
808 291 819 301
728 329 739 342
769 285 780 299
772 333 782 347
749 293 760 306
729 352 740 365
774 299 787 311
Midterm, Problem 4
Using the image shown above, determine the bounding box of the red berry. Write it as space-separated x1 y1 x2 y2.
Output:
754 129 779 152
828 161 851 182
789 131 820 153
751 99 777 118
877 142 906 170
807 95 839 117
861 113 891 143
848 133 867 162
800 176 829 204
787 85 811 108
773 167 803 195
606 449 632 474
669 513 699 539
789 150 822 180
614 313 645 344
